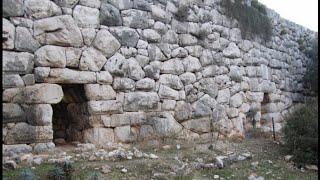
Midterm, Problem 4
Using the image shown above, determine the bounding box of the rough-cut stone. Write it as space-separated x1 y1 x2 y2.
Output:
85 84 116 100
230 93 244 108
79 47 107 71
229 66 244 82
100 3 122 26
148 112 183 137
161 58 185 75
44 68 97 84
79 0 101 8
162 100 176 111
3 0 24 17
124 58 145 80
141 29 161 43
83 128 114 146
179 72 196 85
81 28 96 46
113 77 135 91
52 0 79 8
3 74 25 89
192 101 212 118
148 44 167 61
97 71 113 84
159 74 184 90
24 0 62 19
182 56 202 72
3 84 63 104
66 47 82 68
197 78 219 98
87 100 123 114
34 15 83 47
114 126 137 143
229 28 242 42
144 64 160 80
199 94 217 109
3 144 32 156
246 92 264 102
202 65 220 77
162 30 179 44
34 45 66 68
182 118 211 133
109 27 139 47
73 5 100 28
223 43 240 58
104 53 127 77
136 78 155 90
3 103 25 123
217 89 230 104
179 34 198 47
34 67 50 82
108 0 133 10
33 142 55 154
174 101 192 122
92 30 121 58
124 92 160 111
133 0 152 11
3 51 34 74
151 5 171 24
3 19 15 50
23 104 53 126
122 9 149 29
158 85 180 100
108 112 147 127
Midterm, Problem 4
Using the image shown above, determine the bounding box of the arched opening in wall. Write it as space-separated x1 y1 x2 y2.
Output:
52 84 87 146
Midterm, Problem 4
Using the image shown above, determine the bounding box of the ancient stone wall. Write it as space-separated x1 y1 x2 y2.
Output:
3 0 316 150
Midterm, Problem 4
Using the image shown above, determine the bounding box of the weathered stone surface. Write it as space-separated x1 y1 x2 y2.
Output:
124 92 160 111
179 72 196 85
148 44 167 61
212 105 226 121
114 126 137 143
3 74 25 89
260 80 276 93
104 53 127 77
3 19 15 50
122 9 149 29
87 100 123 114
81 28 96 46
79 0 101 8
5 123 53 144
229 66 244 82
34 15 83 47
124 58 145 80
160 58 185 75
197 78 219 98
66 47 82 68
109 27 139 47
83 128 114 146
25 0 62 19
182 118 211 133
23 104 53 126
182 56 202 72
33 142 55 154
144 64 160 80
108 0 133 10
229 28 242 43
34 67 50 82
3 51 34 74
44 68 97 84
151 5 171 24
141 29 161 43
3 103 25 123
148 112 183 137
217 89 230 104
108 112 147 127
34 45 66 68
136 78 155 90
158 85 180 100
202 65 220 77
162 100 176 111
73 5 100 28
97 71 113 84
223 43 240 58
3 84 63 104
79 47 107 71
159 74 184 90
92 30 121 58
52 0 79 8
246 92 264 102
162 30 179 44
174 101 192 122
230 93 244 108
133 0 152 11
100 3 122 26
113 77 135 91
199 94 217 109
179 34 198 47
84 84 116 100
136 55 150 67
3 0 24 17
3 144 33 156
192 101 212 118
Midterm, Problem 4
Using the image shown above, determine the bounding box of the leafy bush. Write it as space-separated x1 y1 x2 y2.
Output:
221 0 272 41
174 5 190 22
304 35 318 94
282 98 318 165
15 169 37 180
47 166 65 180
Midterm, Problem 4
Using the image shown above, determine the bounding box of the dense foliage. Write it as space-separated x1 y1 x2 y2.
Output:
304 35 318 94
15 169 37 180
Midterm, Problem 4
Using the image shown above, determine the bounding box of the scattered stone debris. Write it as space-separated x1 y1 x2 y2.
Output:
101 165 112 174
284 155 293 162
4 160 18 170
121 168 128 173
305 165 318 171
248 173 264 180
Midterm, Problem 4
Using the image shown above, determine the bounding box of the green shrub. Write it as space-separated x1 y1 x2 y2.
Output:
174 5 190 22
15 169 37 180
47 166 65 180
304 35 318 94
221 0 272 41
282 98 318 165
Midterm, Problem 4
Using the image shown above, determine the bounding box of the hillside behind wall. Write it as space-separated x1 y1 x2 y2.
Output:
2 0 316 151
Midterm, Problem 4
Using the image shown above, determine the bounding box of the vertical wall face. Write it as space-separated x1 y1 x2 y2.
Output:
2 0 316 148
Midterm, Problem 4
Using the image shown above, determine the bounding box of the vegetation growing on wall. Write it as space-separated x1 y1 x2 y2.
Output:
304 34 318 94
221 0 272 41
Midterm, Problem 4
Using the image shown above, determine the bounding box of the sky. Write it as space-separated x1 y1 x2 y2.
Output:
257 0 318 32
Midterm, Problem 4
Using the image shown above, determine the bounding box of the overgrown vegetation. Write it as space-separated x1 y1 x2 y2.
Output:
304 35 318 94
221 0 272 41
282 98 318 165
15 169 37 180
47 166 65 180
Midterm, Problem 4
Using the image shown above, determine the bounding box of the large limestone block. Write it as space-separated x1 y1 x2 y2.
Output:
5 123 53 144
124 92 160 112
108 112 147 127
122 9 149 29
162 30 179 44
65 47 82 68
133 0 152 11
192 101 212 118
43 68 97 84
83 128 114 147
3 74 25 89
182 118 211 133
230 93 244 108
197 78 218 98
109 27 139 47
52 0 79 8
159 74 184 90
24 0 62 19
179 72 196 85
113 77 135 91
174 101 192 122
114 126 137 143
3 103 26 123
79 47 107 71
100 3 122 26
104 53 127 76
246 91 264 102
3 51 34 74
148 112 183 137
3 18 15 50
3 0 24 17
3 144 32 156
212 105 226 121
92 29 121 58
217 88 230 104
202 65 220 78
182 56 202 72
151 5 171 24
199 94 217 109
108 0 133 10
141 29 161 43
179 34 198 47
222 43 240 58
87 100 123 115
34 45 66 68
229 66 244 82
124 58 145 80
79 0 101 8
73 5 100 28
135 78 155 91
23 104 53 126
158 85 180 100
97 71 113 84
34 15 83 47
160 58 185 75
84 84 116 100
3 83 63 104
148 44 167 61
